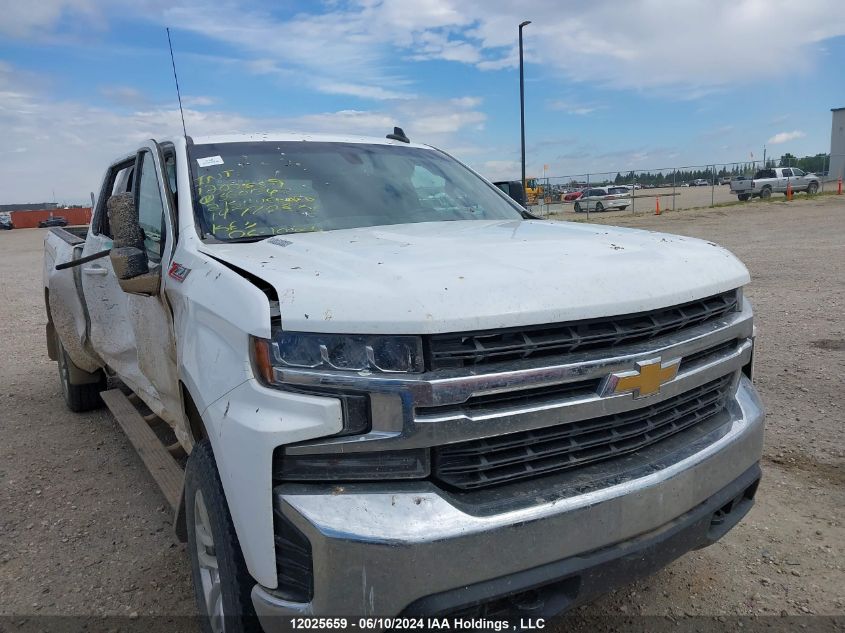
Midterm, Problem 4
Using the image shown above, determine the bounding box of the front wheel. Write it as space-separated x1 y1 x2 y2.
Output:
595 202 604 212
186 440 261 633
807 181 819 195
574 202 582 213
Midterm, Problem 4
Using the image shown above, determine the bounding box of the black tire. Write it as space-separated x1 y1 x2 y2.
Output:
56 335 106 412
595 202 604 212
618 206 628 211
186 440 261 633
573 202 582 213
760 187 772 200
738 194 750 201
807 181 819 195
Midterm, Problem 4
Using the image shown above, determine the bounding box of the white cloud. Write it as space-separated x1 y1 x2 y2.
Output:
0 0 845 99
450 96 483 108
5 1 845 97
255 97 486 143
314 82 417 101
547 100 604 116
480 159 521 182
0 63 489 203
153 1 845 97
767 130 806 144
99 85 146 106
0 0 98 37
181 95 216 107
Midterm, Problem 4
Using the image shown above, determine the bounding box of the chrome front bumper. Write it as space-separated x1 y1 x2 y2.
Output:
252 375 764 621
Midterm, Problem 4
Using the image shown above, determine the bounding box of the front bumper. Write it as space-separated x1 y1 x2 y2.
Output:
252 376 763 622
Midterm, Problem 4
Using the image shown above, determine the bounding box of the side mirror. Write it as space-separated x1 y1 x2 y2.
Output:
107 192 160 296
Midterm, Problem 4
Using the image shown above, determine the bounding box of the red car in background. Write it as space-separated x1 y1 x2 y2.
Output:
563 188 586 201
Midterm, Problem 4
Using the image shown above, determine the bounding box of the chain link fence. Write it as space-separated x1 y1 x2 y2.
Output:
527 154 844 218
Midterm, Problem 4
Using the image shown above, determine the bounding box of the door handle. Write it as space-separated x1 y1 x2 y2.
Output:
83 267 108 276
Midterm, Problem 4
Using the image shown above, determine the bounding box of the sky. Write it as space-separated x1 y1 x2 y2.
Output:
1 0 844 204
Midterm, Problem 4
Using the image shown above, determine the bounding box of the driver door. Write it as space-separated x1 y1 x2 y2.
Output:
121 142 182 424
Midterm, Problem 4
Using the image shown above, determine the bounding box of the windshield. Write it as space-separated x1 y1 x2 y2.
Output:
189 141 522 241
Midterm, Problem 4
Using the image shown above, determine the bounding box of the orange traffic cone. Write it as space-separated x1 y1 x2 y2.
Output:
655 196 661 215
786 182 793 201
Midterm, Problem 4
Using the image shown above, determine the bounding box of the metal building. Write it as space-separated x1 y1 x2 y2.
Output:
831 107 845 181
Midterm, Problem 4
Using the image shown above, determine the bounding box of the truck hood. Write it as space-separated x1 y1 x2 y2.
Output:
198 220 749 334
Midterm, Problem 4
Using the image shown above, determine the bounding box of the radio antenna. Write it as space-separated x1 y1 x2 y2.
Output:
166 27 188 138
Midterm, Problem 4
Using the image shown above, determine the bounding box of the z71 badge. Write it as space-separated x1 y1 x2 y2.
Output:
168 262 191 282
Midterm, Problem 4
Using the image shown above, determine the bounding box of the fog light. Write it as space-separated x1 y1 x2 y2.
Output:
274 449 430 481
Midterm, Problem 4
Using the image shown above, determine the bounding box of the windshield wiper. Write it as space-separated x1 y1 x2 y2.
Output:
203 234 272 244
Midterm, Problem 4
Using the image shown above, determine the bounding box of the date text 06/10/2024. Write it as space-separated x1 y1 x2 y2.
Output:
290 617 547 630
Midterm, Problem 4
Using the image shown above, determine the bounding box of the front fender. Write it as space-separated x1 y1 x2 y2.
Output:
170 247 343 586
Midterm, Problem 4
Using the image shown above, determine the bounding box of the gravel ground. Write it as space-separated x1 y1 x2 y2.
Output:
0 195 843 626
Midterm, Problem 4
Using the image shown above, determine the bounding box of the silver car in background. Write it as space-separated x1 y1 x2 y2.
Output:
574 186 631 212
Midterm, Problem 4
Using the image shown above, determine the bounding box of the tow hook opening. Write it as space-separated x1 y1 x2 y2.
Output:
708 479 759 534
504 577 581 617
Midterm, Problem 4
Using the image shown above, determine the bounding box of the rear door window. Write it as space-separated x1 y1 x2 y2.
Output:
94 160 133 238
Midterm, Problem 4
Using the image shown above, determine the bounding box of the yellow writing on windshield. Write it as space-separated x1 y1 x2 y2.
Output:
195 169 316 239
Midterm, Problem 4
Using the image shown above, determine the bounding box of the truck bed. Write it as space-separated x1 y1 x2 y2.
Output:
49 225 88 245
43 224 103 376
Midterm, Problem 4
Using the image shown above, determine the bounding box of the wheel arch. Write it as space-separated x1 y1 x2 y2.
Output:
174 381 209 543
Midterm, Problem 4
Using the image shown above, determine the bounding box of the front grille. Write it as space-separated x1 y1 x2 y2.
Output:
432 374 733 491
415 378 601 418
426 291 738 369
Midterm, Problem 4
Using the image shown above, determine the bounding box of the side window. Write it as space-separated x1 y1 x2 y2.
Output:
164 152 178 196
112 167 134 196
782 168 793 177
94 162 133 238
135 151 166 264
792 168 804 176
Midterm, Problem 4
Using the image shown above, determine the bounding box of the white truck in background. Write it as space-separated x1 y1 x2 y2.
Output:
43 131 764 631
730 167 820 200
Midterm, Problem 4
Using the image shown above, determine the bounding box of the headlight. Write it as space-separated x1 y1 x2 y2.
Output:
261 330 425 374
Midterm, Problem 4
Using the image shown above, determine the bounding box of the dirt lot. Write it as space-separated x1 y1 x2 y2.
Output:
1 195 843 625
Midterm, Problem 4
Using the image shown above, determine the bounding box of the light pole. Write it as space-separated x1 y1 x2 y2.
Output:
519 20 531 194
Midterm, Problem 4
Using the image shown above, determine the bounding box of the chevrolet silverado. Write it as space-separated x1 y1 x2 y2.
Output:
43 132 763 632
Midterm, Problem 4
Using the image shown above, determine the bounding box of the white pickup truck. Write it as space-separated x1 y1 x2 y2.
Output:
730 167 820 201
43 132 763 630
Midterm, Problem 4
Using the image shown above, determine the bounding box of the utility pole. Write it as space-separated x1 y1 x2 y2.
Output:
519 20 531 193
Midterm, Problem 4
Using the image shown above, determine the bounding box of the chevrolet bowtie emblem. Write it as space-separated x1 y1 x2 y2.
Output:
602 357 681 399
